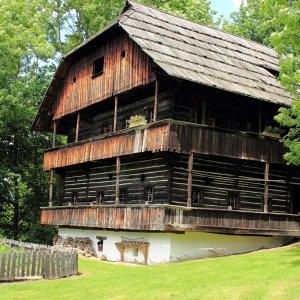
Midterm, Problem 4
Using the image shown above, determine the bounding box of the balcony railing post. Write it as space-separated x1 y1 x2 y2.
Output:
264 162 269 212
187 152 194 207
153 79 159 122
113 95 118 132
75 112 80 142
115 157 120 204
49 170 53 207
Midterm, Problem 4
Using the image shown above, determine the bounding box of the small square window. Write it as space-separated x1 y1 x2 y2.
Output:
93 56 104 76
145 186 154 203
121 50 126 58
120 188 127 203
192 189 203 206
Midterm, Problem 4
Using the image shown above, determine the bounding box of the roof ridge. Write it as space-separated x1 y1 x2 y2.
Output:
126 0 276 53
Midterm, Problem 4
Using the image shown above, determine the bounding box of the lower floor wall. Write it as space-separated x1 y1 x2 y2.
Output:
58 227 291 264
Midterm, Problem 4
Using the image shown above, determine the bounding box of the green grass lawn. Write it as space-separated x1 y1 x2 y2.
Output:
2 245 300 300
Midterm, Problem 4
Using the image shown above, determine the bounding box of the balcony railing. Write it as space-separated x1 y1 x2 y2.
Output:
44 120 285 170
40 205 300 236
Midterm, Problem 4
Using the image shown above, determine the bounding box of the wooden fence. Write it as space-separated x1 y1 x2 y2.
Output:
0 239 78 280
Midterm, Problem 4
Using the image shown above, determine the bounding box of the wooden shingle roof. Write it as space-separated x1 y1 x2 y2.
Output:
32 0 292 132
119 0 292 106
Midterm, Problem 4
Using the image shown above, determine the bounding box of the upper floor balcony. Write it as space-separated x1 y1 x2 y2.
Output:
44 119 286 171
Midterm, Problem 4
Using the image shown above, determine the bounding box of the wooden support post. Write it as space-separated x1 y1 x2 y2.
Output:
52 121 57 148
187 152 194 207
75 112 80 142
258 104 263 132
115 157 120 205
49 170 54 207
153 80 159 122
264 162 269 212
113 95 118 132
201 98 207 125
49 121 57 207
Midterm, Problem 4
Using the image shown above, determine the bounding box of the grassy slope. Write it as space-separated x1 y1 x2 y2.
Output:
2 245 300 300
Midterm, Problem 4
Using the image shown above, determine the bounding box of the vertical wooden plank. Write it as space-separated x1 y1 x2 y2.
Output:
187 152 194 207
49 170 54 207
36 250 41 276
153 79 159 122
0 253 6 278
21 252 26 277
65 252 70 277
31 251 36 276
75 112 80 142
56 251 60 278
11 253 16 279
45 253 50 279
7 253 11 278
113 95 118 132
26 251 31 277
264 162 270 213
115 157 120 204
51 252 56 278
16 252 21 278
52 120 57 148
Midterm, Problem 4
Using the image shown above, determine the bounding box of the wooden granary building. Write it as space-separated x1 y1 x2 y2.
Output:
33 1 300 264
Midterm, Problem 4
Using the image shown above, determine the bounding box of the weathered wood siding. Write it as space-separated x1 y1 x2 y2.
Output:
44 121 286 171
41 206 166 231
53 32 156 120
40 205 300 236
170 154 293 214
62 154 170 205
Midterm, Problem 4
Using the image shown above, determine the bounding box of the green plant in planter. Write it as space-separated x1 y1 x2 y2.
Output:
128 115 146 124
127 115 147 127
263 126 282 134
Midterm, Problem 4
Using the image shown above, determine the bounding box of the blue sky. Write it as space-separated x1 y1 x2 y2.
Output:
210 0 244 20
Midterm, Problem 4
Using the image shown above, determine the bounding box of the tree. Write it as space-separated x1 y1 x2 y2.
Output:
269 0 300 164
222 0 278 45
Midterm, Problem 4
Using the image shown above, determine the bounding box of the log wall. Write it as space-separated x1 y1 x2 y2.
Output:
53 32 156 120
170 153 294 214
62 154 170 205
68 92 175 142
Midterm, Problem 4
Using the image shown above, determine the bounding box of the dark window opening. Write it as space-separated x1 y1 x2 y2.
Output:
72 76 76 83
204 177 211 185
192 189 203 206
93 56 104 76
141 174 146 182
72 192 79 204
227 192 239 210
145 186 154 203
97 240 104 252
96 191 104 204
121 50 126 58
120 188 127 203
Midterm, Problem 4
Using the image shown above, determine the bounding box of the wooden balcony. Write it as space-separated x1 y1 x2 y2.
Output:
40 205 300 236
44 120 285 170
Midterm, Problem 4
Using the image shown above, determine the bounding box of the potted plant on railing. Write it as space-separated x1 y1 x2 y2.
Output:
127 115 147 128
261 126 281 139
